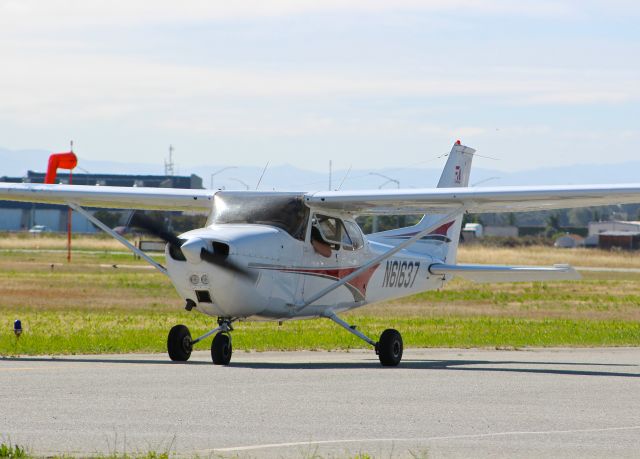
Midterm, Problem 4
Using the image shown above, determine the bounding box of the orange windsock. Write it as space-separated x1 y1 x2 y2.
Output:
44 152 78 184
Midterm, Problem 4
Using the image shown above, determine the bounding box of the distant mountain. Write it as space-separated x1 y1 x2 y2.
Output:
2 146 639 190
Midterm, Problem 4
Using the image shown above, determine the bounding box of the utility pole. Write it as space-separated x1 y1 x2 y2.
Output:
67 140 74 263
164 145 175 176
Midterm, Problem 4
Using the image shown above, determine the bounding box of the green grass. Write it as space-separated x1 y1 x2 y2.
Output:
0 443 27 458
0 441 400 459
1 309 639 356
0 441 169 459
1 245 640 355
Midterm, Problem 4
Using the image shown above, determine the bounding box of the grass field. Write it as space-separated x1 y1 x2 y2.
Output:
1 235 639 356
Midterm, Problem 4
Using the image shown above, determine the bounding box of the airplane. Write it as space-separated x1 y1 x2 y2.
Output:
2 140 640 366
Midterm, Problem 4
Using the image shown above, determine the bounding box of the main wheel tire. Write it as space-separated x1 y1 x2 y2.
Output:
211 332 232 365
167 324 192 361
377 328 403 367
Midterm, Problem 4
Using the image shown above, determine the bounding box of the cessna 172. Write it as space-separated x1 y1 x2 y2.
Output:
2 141 640 366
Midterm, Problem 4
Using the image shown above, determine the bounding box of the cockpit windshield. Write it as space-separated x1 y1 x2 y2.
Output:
209 192 309 240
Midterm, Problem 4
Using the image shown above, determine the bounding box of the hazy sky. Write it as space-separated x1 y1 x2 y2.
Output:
1 0 638 173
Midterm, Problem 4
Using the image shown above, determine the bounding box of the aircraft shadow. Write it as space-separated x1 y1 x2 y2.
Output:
228 358 640 377
2 356 638 378
1 356 212 366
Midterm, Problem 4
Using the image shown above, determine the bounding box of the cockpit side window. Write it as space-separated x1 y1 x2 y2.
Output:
314 214 347 250
343 220 365 250
313 214 359 251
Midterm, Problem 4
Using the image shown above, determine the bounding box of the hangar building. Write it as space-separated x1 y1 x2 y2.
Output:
0 171 203 233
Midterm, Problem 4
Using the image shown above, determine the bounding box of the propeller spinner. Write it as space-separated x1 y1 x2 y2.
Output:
128 212 256 280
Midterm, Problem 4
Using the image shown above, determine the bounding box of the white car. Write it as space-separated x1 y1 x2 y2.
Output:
28 225 52 233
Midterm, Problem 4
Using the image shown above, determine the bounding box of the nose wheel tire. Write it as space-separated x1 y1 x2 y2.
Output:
167 324 192 361
211 332 233 365
377 328 403 366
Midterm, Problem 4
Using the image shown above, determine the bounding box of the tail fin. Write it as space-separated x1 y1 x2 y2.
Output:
437 140 475 188
369 141 475 263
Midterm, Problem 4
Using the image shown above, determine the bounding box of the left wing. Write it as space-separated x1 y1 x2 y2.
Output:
429 263 580 283
0 182 214 211
304 184 640 215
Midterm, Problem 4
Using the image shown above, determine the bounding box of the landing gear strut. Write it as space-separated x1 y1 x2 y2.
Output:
324 311 403 366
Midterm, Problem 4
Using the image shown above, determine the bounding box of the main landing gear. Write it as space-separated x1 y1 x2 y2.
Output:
167 318 235 365
324 312 403 366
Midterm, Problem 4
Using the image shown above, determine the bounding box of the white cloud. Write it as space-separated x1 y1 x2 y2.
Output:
0 0 575 31
2 49 638 123
0 0 638 170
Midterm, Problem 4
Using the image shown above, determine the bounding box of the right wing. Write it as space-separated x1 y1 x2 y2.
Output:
0 182 215 211
305 184 640 215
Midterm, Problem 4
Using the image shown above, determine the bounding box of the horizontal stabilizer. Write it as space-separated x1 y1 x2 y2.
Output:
429 263 580 283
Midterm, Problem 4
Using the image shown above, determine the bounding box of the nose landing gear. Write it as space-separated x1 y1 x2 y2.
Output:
166 318 235 365
211 331 232 365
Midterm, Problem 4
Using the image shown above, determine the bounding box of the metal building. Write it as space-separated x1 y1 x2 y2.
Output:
0 172 204 233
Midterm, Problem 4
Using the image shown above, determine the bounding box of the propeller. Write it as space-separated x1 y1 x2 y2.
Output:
199 246 256 280
128 212 256 280
129 212 183 248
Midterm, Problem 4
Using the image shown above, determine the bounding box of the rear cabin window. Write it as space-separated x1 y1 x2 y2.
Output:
344 220 365 250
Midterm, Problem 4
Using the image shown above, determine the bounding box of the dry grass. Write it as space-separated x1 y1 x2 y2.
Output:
458 245 640 268
2 235 638 269
0 233 127 251
0 259 175 312
355 272 640 321
2 244 640 354
1 250 639 322
1 238 640 322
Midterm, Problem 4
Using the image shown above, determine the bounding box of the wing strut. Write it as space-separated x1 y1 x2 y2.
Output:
68 203 168 276
295 206 466 311
323 311 376 346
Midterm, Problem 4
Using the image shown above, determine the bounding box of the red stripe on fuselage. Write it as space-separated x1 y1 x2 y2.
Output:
280 265 380 300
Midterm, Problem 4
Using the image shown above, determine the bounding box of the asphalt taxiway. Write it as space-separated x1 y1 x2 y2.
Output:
1 348 639 458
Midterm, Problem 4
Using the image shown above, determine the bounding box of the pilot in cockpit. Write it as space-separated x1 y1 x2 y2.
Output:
311 224 332 258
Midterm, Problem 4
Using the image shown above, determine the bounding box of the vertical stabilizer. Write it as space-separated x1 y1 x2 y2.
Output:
437 140 475 188
368 141 475 263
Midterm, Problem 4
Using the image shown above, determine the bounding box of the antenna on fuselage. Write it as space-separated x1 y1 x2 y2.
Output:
256 161 270 190
337 164 352 191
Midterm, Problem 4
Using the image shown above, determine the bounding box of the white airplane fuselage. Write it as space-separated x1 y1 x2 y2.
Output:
166 222 447 321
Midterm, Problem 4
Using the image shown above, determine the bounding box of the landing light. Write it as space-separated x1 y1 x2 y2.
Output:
189 274 200 285
201 274 209 285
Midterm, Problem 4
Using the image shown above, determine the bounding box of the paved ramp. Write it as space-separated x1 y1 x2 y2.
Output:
1 348 639 458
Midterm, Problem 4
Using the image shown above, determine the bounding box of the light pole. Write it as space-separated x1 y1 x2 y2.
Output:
229 178 250 190
369 172 400 189
369 173 400 232
210 167 237 190
471 176 500 187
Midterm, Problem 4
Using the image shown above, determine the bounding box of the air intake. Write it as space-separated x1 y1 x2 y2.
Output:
195 290 212 303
